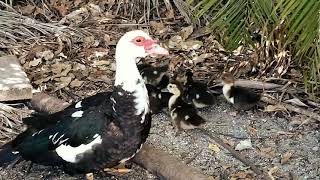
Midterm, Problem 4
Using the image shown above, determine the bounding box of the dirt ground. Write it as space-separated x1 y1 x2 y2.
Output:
1 97 319 179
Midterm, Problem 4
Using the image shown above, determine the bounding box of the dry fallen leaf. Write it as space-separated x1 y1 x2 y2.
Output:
208 143 220 153
179 26 193 40
222 138 235 147
93 60 110 66
281 151 293 164
29 58 42 67
84 36 96 48
259 147 276 159
247 127 258 137
264 104 287 112
182 40 203 51
268 166 279 180
36 50 54 61
235 139 253 151
192 53 213 64
20 4 35 15
70 79 84 88
165 9 175 19
168 35 183 49
57 76 73 89
150 21 167 35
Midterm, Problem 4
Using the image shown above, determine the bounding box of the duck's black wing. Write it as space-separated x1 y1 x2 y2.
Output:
1 103 111 167
24 92 112 130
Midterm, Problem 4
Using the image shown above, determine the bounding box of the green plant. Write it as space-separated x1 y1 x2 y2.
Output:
189 0 320 100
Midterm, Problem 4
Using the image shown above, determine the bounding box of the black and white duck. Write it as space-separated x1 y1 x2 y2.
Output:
183 70 216 108
0 30 169 175
221 72 261 111
167 81 205 131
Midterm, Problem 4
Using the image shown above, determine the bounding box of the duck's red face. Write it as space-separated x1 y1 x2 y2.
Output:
131 36 169 56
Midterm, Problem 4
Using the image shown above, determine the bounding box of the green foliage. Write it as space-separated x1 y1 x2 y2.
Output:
189 0 320 99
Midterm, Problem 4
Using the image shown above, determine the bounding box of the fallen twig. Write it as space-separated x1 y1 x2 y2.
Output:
261 95 320 122
196 129 271 180
211 79 282 90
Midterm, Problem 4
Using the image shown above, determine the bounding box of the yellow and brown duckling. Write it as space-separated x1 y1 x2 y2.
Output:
138 64 169 89
221 72 261 111
184 70 216 108
167 81 206 131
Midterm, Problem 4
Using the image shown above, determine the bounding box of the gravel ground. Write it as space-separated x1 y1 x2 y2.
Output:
1 97 319 179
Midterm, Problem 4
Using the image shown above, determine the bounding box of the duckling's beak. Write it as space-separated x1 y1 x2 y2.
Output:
144 40 169 56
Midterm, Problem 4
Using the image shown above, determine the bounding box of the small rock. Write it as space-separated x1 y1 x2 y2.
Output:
235 139 253 151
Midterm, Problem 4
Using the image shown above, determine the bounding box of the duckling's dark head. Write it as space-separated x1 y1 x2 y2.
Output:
221 72 235 85
185 69 193 78
167 81 183 95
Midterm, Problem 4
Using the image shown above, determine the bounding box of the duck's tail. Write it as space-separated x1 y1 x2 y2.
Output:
0 143 21 167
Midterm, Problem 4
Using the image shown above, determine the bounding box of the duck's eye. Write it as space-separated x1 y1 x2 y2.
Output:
132 36 145 46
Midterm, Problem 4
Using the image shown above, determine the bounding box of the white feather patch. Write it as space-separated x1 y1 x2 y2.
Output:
133 81 149 123
222 84 234 104
71 111 84 118
12 151 19 154
56 134 102 163
75 101 82 108
196 94 200 99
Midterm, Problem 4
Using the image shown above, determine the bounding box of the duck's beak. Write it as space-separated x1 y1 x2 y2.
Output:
144 40 169 56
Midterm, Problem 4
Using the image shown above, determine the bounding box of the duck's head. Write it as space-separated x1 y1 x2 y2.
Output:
116 30 169 62
167 81 183 96
221 72 235 85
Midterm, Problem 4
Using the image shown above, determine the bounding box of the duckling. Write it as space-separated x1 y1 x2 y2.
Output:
167 81 206 131
184 70 216 108
221 72 261 111
146 84 172 114
138 64 169 88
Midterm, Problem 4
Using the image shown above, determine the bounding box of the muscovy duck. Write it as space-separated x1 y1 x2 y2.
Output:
0 30 169 174
184 70 216 108
167 81 205 131
221 72 261 111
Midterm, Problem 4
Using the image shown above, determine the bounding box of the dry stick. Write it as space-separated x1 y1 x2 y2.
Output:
212 80 282 90
196 129 271 180
31 93 212 180
261 96 320 122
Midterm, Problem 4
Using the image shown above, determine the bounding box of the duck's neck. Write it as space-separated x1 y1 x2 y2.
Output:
114 55 142 91
112 54 149 126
